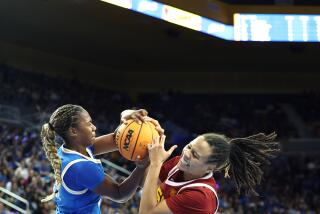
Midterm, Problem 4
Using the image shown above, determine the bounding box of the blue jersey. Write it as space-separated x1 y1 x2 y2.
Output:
55 145 106 214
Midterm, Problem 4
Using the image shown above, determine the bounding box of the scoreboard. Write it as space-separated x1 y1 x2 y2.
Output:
101 0 320 42
234 14 320 42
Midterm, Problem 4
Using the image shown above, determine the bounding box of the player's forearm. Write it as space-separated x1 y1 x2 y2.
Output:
93 109 135 155
93 133 118 155
139 166 149 188
139 163 162 214
118 166 146 202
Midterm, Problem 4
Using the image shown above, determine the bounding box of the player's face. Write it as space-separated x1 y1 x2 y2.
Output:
74 110 96 147
177 136 214 176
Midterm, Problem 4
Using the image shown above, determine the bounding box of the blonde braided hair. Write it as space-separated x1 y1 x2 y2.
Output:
40 123 62 202
40 104 84 202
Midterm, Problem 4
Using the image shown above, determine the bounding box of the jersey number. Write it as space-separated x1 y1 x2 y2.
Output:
156 186 164 203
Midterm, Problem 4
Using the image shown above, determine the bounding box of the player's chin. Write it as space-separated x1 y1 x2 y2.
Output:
177 161 186 171
88 137 96 145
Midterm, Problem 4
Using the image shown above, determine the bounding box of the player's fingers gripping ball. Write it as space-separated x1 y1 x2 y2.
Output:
115 119 160 161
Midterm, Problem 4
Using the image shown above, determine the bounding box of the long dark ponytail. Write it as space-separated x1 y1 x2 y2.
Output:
203 132 279 195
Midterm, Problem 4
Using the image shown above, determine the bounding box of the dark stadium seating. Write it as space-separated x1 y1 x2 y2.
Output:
0 65 319 213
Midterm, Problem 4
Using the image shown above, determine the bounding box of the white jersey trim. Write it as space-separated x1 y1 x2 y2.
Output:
86 147 95 159
165 165 213 187
177 183 219 214
61 159 89 195
61 145 101 164
167 166 179 178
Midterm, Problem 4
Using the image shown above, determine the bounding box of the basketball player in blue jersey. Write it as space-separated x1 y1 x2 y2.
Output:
40 104 163 213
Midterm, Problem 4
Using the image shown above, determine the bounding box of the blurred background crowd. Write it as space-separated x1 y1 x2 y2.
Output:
0 65 319 213
1 0 320 213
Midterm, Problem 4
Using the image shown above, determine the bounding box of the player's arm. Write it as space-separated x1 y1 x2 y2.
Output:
73 159 147 202
138 165 162 189
141 189 217 214
93 133 117 155
94 165 147 202
139 162 173 214
139 136 177 214
93 109 150 155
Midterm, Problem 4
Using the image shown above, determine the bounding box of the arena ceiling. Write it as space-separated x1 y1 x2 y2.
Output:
0 0 319 72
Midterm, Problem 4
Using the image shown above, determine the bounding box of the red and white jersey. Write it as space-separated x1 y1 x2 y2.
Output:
157 156 219 214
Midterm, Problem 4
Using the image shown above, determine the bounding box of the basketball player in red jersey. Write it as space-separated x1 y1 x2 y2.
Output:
139 132 279 214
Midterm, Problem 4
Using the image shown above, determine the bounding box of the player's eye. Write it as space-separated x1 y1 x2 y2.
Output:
192 151 199 159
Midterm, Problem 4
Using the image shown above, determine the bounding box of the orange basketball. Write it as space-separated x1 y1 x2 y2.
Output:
115 119 159 161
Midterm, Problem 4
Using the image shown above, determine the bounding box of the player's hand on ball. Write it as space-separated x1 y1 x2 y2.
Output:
115 118 160 161
121 110 164 135
121 109 148 124
148 135 177 165
144 116 164 135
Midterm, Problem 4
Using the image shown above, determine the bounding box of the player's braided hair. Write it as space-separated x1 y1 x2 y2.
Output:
40 104 84 202
203 132 279 196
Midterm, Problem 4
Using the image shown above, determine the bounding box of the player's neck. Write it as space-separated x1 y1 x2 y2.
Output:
183 171 207 181
65 143 88 156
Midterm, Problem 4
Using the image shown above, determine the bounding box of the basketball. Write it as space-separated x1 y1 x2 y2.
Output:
115 119 159 161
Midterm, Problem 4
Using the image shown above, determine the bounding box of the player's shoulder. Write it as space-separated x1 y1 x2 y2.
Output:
70 159 99 170
167 183 217 213
159 156 181 182
179 180 218 199
63 158 100 176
